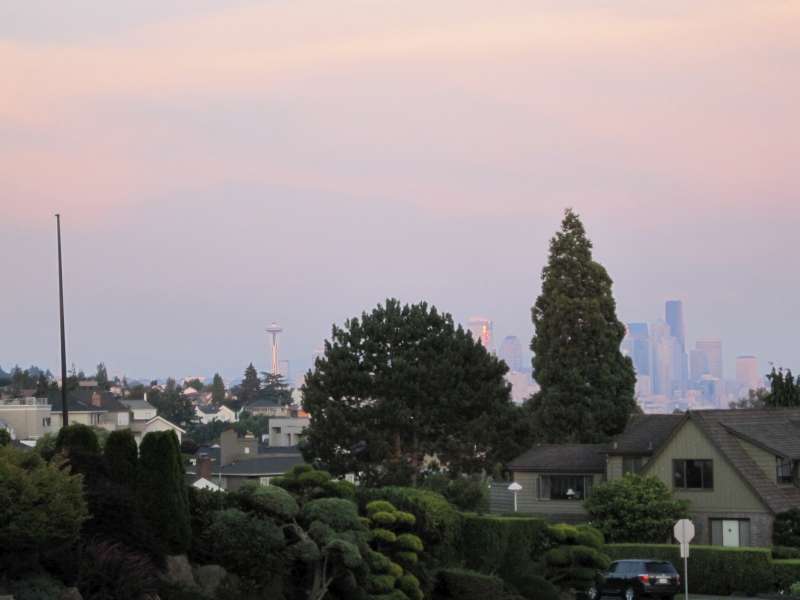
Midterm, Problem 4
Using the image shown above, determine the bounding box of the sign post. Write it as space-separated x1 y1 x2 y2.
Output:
673 519 695 600
508 482 522 513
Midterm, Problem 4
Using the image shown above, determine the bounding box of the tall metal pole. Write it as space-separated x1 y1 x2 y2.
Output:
56 214 69 426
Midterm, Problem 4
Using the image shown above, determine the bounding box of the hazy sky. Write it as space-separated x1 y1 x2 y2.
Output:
2 1 799 382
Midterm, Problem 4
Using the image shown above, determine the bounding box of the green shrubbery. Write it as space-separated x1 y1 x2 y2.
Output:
433 568 523 600
773 559 800 593
544 524 609 593
606 543 773 595
775 508 800 548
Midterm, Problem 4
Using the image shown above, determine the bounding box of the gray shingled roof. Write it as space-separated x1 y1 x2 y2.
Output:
508 444 607 474
722 420 800 460
607 414 685 456
689 409 800 514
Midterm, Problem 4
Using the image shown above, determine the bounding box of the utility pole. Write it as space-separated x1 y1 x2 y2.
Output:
56 214 69 426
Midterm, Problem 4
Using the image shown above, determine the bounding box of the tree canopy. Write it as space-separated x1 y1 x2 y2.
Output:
238 363 261 407
529 209 636 443
259 372 293 406
302 299 515 485
211 373 226 405
765 368 800 407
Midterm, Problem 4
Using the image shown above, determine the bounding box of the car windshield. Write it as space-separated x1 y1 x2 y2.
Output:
645 562 677 574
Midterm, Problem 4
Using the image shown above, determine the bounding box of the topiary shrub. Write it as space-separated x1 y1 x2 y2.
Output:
56 423 101 456
433 568 521 600
511 574 560 600
272 464 356 504
230 482 299 521
544 524 609 593
138 431 191 554
302 497 363 531
775 508 800 549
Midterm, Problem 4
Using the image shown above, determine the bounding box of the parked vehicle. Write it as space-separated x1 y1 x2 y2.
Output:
588 559 681 600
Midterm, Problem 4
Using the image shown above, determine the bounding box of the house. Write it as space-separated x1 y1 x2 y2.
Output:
0 397 53 441
121 398 158 421
72 389 131 430
505 409 800 547
244 398 291 418
185 428 305 491
130 414 185 446
194 404 237 425
267 416 309 447
49 392 106 429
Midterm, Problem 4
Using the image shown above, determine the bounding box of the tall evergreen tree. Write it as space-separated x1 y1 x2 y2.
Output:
259 372 292 406
95 362 109 390
211 373 226 406
529 209 636 442
765 368 800 407
239 363 261 406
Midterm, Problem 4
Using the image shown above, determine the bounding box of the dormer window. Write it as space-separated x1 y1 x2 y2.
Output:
777 457 794 484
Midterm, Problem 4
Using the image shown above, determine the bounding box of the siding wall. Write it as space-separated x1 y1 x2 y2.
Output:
491 471 604 521
738 438 777 484
607 456 623 481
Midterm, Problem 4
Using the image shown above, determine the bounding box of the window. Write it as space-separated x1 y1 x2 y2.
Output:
623 456 645 475
537 475 594 500
673 459 713 489
777 458 794 484
259 477 272 486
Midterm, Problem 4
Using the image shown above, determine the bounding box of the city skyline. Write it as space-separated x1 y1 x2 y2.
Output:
2 2 799 380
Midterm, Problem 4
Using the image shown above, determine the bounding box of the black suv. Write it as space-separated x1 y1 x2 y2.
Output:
588 559 681 600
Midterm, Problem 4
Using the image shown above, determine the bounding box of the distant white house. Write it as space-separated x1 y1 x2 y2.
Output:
130 415 185 446
194 404 237 425
123 398 158 421
192 477 223 492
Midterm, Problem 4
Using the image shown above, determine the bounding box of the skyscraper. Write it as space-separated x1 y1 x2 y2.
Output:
467 317 493 351
689 348 709 383
649 320 675 396
736 355 760 393
498 335 523 372
625 323 650 376
664 300 688 394
695 340 723 380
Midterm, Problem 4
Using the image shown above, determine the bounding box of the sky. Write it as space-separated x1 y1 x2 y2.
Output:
2 1 799 383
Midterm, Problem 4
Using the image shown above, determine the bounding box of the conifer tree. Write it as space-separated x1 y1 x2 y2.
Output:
529 209 636 442
239 363 261 406
211 373 226 405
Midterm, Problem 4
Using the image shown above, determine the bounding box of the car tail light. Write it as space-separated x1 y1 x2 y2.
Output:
638 574 650 584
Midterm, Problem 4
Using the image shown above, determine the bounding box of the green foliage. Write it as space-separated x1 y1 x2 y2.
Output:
0 428 10 447
774 560 800 593
55 423 100 456
398 574 424 600
512 574 560 600
0 446 88 560
358 486 461 561
543 524 608 592
765 368 800 407
230 482 299 521
104 429 138 486
372 528 398 544
433 568 519 600
774 546 800 559
148 378 195 427
302 298 514 485
211 372 226 405
420 473 490 512
273 464 355 504
584 474 690 543
396 533 424 553
238 363 261 407
775 508 800 548
259 372 293 406
138 430 191 554
529 209 636 442
34 433 57 461
203 509 286 580
459 515 551 586
605 543 774 595
792 581 800 596
186 419 228 446
303 497 363 532
95 362 109 390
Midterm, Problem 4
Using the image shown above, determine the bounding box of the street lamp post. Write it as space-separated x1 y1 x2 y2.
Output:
508 482 522 513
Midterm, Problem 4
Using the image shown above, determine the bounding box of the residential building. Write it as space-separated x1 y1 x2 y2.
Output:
504 409 800 547
268 416 309 447
245 398 291 418
0 397 53 440
122 398 158 421
194 404 237 425
49 392 105 429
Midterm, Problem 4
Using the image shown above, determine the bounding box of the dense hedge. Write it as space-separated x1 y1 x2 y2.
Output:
605 544 773 594
459 514 550 583
774 559 800 593
433 568 523 600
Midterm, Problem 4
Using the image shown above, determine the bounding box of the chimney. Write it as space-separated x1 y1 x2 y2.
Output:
91 392 102 408
197 454 213 480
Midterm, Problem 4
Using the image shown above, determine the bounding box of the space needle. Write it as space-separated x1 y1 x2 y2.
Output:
266 322 283 375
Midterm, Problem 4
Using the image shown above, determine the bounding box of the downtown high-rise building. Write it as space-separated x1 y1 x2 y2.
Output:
467 317 493 351
695 339 723 380
664 300 688 394
735 355 761 394
625 323 651 376
498 335 524 372
650 320 678 397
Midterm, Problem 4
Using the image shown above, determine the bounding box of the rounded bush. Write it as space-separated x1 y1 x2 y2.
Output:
303 497 362 532
398 573 421 596
56 423 100 456
366 549 392 573
544 547 570 567
387 561 404 578
232 483 299 521
298 469 333 487
395 533 424 553
372 511 398 527
367 574 396 594
371 528 398 544
513 574 560 600
575 525 604 549
395 511 416 528
395 551 418 566
367 500 397 516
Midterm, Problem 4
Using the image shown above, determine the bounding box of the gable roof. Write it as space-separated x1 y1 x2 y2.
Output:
647 409 800 515
47 391 105 413
508 444 607 474
187 447 305 478
130 415 186 434
722 419 800 460
121 399 155 411
607 414 685 456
